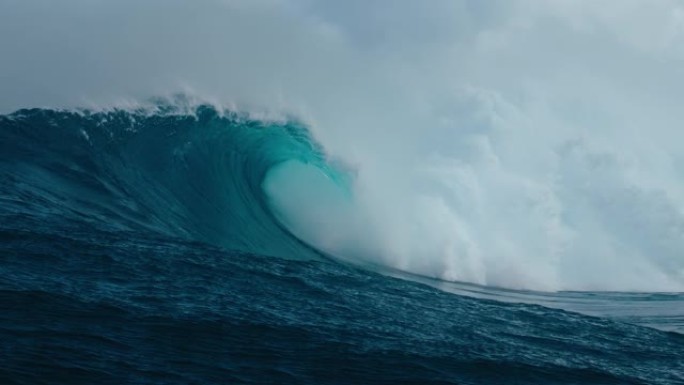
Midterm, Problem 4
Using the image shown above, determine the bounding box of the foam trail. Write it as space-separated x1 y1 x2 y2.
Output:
2 0 684 291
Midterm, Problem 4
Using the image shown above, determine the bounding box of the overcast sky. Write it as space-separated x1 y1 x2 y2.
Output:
1 0 680 111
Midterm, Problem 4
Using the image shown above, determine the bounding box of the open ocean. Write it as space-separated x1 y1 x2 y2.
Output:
1 105 683 384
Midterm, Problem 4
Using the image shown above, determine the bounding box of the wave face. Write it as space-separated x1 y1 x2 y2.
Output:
0 103 336 259
1 104 684 384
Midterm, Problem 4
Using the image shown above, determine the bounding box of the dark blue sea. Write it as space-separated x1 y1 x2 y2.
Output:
1 105 683 384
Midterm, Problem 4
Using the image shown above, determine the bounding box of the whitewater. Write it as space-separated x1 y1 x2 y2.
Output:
2 1 684 384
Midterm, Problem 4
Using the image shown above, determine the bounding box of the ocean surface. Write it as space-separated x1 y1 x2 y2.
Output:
1 104 683 385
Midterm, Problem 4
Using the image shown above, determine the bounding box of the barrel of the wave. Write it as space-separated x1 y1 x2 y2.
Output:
262 156 362 261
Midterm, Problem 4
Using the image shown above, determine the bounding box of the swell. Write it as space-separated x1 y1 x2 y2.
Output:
0 102 332 260
3 101 683 295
